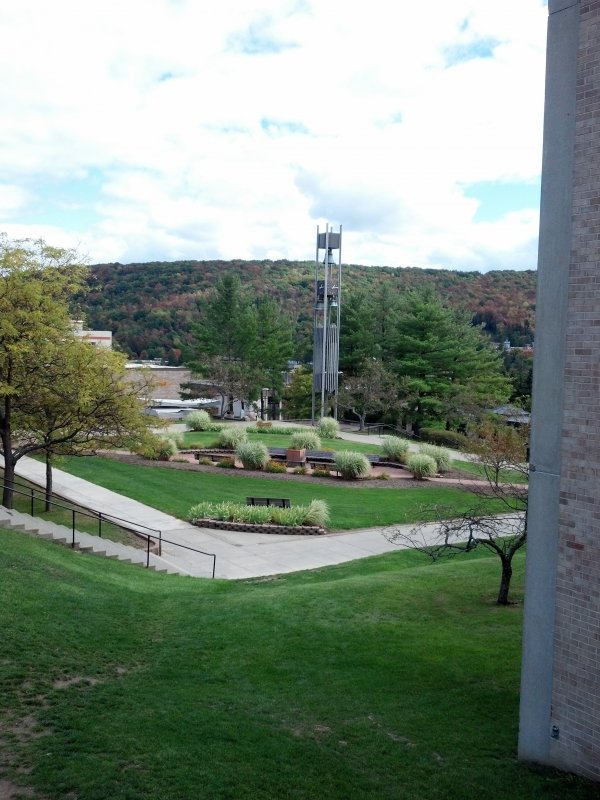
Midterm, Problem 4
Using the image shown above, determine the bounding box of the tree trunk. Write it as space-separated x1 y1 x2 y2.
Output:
45 449 53 512
0 426 15 509
497 557 513 605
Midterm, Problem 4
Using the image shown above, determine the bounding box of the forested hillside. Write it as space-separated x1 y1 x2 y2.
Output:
83 260 536 364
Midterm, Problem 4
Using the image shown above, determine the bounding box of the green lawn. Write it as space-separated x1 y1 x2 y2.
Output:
0 531 596 800
57 456 508 530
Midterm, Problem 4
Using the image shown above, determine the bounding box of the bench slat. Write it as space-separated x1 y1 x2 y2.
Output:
246 497 291 508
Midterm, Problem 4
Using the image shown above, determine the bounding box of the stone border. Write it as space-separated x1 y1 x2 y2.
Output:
192 519 327 536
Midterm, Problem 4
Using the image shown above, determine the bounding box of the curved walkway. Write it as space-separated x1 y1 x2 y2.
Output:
2 426 472 580
3 454 434 580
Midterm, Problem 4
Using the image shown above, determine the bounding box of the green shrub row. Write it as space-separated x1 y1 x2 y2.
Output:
246 424 314 435
188 499 329 528
419 427 469 450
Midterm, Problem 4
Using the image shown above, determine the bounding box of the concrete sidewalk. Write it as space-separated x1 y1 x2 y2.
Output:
3 454 424 580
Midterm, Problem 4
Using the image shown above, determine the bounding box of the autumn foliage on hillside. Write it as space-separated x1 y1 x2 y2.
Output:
83 260 536 364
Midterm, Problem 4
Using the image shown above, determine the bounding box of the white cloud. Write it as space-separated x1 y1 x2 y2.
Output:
0 0 548 270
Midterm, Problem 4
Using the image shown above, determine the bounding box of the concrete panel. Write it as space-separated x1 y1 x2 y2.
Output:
528 3 578 476
519 470 562 763
519 0 580 765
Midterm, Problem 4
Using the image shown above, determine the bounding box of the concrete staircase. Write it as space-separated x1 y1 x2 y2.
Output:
0 505 191 576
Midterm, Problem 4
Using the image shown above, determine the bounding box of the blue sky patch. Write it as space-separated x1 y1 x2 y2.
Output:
464 180 541 222
26 171 104 232
444 37 499 66
260 118 309 135
228 17 297 55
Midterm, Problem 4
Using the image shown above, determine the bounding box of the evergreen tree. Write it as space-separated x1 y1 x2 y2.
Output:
392 288 510 433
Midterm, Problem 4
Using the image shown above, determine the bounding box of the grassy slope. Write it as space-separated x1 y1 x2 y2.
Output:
0 532 595 800
57 456 507 530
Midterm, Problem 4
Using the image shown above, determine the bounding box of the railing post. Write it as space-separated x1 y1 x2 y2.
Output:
98 512 102 538
72 509 75 548
30 487 34 516
159 530 162 557
212 555 216 579
146 536 150 568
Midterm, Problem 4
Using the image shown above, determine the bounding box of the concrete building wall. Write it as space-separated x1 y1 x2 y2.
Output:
519 0 600 781
125 366 192 400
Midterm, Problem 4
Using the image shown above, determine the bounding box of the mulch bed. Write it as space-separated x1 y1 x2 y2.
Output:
99 452 480 491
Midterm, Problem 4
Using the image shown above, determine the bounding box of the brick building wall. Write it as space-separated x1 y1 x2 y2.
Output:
519 0 600 781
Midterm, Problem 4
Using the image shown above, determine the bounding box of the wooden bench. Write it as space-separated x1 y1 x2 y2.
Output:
246 497 291 508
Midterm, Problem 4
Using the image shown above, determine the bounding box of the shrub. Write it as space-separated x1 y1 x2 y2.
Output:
419 444 451 473
185 410 220 432
197 457 214 466
312 468 332 478
381 435 411 463
216 457 236 469
293 466 307 475
420 427 469 450
317 417 340 439
334 450 371 479
217 426 248 449
377 472 390 480
407 453 437 480
255 420 272 429
265 459 288 473
136 434 178 461
303 499 329 528
236 441 269 470
290 430 321 450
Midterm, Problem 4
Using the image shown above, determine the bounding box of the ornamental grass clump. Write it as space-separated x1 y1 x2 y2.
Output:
317 417 340 439
334 450 371 480
217 426 247 449
185 410 220 432
303 499 330 528
407 453 437 480
290 430 321 450
381 436 411 463
419 444 451 473
188 499 329 528
236 441 269 471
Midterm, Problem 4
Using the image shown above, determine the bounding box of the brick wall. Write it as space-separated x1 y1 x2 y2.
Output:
550 1 600 780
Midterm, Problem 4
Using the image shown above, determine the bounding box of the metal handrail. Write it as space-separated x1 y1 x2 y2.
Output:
0 479 217 578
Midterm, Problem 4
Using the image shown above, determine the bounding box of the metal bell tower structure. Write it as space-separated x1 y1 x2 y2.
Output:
312 224 342 422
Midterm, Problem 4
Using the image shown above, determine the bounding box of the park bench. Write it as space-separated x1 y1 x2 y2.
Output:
246 497 291 508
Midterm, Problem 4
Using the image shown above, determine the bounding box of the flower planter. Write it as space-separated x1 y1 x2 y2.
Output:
286 448 306 467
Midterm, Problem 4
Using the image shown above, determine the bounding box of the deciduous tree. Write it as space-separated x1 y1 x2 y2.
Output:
385 422 528 605
0 237 87 507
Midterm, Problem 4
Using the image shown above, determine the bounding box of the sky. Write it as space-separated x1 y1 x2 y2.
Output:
0 0 548 271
